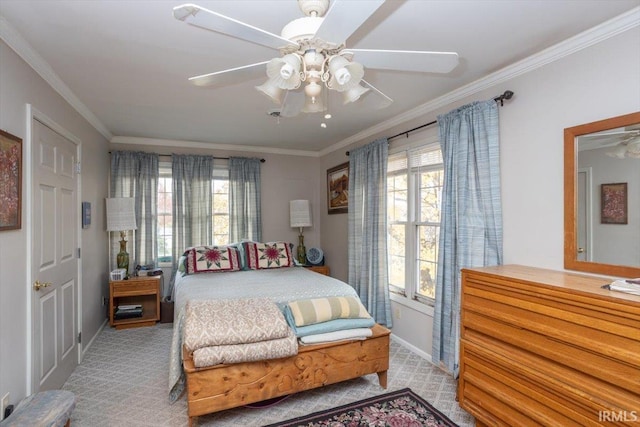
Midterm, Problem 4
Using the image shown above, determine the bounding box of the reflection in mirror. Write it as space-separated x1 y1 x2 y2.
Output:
564 112 640 278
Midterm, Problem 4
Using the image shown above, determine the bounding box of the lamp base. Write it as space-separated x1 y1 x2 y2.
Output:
297 233 307 265
116 237 129 277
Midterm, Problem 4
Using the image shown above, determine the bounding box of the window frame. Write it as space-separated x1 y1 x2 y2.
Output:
387 134 443 312
157 161 173 267
156 161 231 267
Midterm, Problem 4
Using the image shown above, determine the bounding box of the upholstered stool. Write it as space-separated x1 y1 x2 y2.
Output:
0 390 76 427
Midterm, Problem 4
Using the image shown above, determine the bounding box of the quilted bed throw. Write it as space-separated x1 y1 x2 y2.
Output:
183 298 291 351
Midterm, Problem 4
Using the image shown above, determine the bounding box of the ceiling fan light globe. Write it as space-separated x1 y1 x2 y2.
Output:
343 84 370 104
302 95 324 113
328 58 364 91
256 81 284 104
605 144 627 159
266 55 302 89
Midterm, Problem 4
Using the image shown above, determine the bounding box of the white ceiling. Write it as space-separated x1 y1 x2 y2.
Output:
1 0 638 153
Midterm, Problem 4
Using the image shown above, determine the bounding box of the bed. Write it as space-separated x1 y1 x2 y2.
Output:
168 258 390 425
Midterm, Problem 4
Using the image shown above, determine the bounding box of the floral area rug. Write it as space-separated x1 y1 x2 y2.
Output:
263 388 459 427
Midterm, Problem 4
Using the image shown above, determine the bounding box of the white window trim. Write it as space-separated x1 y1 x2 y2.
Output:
388 130 441 314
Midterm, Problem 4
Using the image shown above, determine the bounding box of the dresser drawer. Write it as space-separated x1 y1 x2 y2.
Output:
111 280 158 295
460 338 639 426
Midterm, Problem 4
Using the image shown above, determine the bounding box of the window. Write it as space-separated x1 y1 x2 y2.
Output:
387 144 444 304
212 169 229 245
157 163 173 265
156 163 230 265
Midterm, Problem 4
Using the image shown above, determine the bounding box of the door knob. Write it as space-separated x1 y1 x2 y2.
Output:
577 248 585 254
33 280 52 291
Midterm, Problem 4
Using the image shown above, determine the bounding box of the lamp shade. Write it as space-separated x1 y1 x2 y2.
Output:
106 198 137 231
256 80 284 104
290 200 312 228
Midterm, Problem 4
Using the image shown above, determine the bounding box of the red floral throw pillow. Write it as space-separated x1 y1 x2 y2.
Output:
243 242 293 269
185 246 241 274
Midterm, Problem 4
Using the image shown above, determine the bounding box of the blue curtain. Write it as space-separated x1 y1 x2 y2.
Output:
348 138 392 327
110 151 159 270
170 154 213 278
229 157 262 242
432 100 503 377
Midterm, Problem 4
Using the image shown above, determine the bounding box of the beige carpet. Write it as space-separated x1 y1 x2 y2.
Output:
62 323 474 426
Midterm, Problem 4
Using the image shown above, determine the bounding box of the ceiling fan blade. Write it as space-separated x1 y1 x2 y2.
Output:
313 0 385 45
361 79 393 109
173 4 298 50
189 61 268 88
346 49 459 73
280 91 305 118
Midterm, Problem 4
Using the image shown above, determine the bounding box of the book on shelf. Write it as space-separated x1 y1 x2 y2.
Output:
114 307 143 319
117 304 142 310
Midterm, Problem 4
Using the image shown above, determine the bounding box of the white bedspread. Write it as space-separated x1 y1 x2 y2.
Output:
169 267 359 402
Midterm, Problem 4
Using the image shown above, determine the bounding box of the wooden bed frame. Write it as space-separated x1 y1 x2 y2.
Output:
182 324 390 426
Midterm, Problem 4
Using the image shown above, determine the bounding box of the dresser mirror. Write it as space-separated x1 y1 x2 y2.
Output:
564 111 640 278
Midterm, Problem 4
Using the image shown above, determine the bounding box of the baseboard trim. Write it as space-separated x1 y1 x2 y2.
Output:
81 319 108 360
390 333 433 364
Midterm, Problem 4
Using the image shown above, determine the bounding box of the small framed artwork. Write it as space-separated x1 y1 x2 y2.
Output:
327 162 349 214
601 182 627 224
0 130 22 231
82 202 91 229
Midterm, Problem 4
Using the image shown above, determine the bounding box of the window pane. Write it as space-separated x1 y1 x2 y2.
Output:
388 224 405 290
419 170 443 223
212 178 229 244
417 225 439 299
387 174 407 222
157 170 173 263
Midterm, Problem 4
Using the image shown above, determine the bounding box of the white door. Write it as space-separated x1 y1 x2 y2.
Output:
31 118 79 391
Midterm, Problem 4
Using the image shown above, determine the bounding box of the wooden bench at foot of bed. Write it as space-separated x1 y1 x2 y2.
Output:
182 324 390 426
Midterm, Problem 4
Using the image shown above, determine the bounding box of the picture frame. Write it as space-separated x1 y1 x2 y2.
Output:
327 162 349 214
601 182 627 224
0 130 22 231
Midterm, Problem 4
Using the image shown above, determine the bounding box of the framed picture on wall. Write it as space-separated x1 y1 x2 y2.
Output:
0 129 22 231
601 182 627 224
327 162 349 214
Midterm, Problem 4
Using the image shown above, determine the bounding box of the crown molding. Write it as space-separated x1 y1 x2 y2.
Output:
319 6 640 157
110 136 320 157
0 15 113 141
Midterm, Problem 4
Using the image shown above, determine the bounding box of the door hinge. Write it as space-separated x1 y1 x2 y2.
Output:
77 248 81 259
75 162 81 174
77 332 81 344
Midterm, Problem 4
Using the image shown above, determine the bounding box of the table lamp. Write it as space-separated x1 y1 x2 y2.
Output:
290 200 312 265
106 197 137 276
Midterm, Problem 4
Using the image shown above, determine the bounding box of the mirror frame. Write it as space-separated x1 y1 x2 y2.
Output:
564 111 640 278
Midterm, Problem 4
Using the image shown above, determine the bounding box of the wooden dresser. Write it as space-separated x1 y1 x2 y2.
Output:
459 265 640 426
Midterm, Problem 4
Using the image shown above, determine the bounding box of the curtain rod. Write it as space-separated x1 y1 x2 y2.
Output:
109 152 265 162
346 90 514 156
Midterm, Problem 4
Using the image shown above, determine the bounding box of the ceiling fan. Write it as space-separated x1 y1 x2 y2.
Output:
173 0 459 116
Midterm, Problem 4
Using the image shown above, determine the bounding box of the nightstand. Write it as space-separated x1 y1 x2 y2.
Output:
109 275 160 329
304 265 330 276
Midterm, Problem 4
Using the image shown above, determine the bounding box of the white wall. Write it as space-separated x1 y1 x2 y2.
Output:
319 27 640 357
0 40 109 407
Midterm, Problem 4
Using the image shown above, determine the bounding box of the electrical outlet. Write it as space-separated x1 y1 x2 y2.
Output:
102 296 108 306
394 307 401 319
1 392 9 420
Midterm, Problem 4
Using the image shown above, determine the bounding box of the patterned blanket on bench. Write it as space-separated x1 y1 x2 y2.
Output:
183 298 297 368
